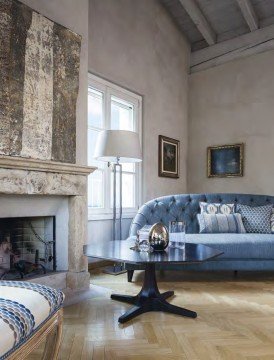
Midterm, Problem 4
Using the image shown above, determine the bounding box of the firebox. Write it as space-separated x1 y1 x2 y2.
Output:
0 216 56 280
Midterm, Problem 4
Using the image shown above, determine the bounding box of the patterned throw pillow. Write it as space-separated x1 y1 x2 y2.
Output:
197 213 246 234
199 202 235 215
271 208 274 234
237 204 272 234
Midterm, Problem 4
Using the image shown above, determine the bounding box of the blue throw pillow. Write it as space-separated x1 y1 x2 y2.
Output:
237 204 273 234
197 213 246 234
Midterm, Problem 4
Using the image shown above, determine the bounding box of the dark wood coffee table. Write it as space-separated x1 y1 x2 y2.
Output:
84 239 223 323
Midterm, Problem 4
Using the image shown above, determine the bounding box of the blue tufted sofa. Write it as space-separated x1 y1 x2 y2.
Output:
126 193 274 280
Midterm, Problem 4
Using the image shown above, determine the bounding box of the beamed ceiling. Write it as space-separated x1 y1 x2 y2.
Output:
160 0 274 72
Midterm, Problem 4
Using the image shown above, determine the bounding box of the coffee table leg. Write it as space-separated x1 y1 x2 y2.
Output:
111 294 137 305
156 299 197 318
160 291 174 300
112 263 197 323
118 305 147 324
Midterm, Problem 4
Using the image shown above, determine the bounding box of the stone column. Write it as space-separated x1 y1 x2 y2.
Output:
67 194 90 289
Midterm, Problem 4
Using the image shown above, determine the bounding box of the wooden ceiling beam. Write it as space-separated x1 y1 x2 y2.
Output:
190 23 274 73
178 0 216 45
236 0 259 31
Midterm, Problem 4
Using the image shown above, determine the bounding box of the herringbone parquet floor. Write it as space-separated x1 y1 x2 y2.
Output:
28 270 274 360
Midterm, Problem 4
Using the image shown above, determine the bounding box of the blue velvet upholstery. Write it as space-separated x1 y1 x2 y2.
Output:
127 193 274 273
165 234 274 259
130 193 274 236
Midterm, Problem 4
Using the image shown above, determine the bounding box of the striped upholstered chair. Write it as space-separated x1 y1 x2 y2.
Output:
0 281 64 360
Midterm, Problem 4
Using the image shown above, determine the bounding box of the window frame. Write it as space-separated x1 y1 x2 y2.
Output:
88 73 143 221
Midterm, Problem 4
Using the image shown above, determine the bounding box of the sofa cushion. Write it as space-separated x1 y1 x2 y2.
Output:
200 202 235 214
237 204 272 233
197 213 246 234
184 233 274 259
0 281 64 358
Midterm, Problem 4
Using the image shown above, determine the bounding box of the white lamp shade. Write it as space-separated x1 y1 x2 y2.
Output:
94 130 142 163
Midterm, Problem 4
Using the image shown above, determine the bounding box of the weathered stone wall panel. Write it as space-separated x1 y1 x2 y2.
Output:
51 24 81 164
0 0 81 163
0 0 12 155
9 0 32 155
21 11 53 160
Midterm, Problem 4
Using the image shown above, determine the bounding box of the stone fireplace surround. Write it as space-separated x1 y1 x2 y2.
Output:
0 155 96 289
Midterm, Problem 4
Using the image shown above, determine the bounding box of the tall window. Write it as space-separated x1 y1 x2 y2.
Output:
88 74 142 219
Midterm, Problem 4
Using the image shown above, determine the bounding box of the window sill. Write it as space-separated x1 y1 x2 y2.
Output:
88 211 137 221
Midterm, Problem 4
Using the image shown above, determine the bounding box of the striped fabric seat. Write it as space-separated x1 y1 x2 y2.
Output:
197 213 246 234
0 281 64 359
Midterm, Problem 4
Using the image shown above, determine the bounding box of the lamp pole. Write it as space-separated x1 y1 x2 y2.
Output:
94 129 142 275
112 157 122 240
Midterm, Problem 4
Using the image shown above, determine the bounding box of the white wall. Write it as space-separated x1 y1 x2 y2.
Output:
88 218 132 245
21 0 89 165
188 50 274 195
89 0 190 202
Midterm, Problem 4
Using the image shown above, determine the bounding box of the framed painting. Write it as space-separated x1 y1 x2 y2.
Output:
207 143 244 178
158 135 179 178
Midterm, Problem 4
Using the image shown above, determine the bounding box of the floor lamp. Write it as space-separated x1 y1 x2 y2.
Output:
94 130 142 274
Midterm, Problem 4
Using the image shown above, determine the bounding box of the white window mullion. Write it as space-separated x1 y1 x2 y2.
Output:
105 87 111 129
104 86 111 213
136 99 142 208
88 73 142 219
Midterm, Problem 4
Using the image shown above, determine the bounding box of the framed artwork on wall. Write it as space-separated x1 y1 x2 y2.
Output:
207 143 244 178
158 135 179 178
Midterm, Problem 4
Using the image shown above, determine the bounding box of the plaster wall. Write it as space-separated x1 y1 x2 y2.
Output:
188 50 274 195
20 0 89 165
89 0 190 202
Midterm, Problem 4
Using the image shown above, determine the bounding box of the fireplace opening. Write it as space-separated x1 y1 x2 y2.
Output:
0 216 56 280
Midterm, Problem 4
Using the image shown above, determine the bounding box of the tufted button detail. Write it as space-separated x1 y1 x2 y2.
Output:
129 193 274 238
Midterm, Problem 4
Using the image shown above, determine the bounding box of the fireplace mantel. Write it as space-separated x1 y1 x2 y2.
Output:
0 155 96 176
0 155 96 196
0 155 96 289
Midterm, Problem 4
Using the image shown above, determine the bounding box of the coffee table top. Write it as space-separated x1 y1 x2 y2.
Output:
83 238 223 265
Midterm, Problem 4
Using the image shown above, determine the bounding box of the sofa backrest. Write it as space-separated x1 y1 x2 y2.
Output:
129 193 274 236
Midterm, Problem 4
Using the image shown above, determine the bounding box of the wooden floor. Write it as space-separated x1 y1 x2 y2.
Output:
27 270 274 360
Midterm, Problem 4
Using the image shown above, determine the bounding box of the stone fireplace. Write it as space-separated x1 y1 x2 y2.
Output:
0 0 93 289
0 155 95 289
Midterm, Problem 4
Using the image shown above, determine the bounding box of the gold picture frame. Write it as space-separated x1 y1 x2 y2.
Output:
207 143 244 178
